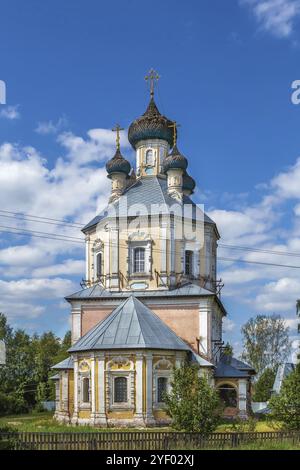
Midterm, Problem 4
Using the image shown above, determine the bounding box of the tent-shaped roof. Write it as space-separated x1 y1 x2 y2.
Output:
51 356 74 370
82 176 217 233
69 295 190 353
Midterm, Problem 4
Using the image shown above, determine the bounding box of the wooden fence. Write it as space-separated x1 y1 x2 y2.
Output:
0 430 300 450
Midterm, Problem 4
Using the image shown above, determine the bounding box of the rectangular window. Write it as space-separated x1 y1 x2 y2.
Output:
96 252 102 278
114 376 128 403
185 250 193 276
157 377 168 403
134 247 145 273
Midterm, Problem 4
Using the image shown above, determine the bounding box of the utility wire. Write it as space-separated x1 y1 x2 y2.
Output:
2 209 300 259
2 213 300 268
0 209 83 228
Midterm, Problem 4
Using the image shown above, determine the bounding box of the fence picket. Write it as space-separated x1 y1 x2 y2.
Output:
1 429 300 450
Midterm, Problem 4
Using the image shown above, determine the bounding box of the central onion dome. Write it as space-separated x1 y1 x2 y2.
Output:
128 97 174 149
106 148 131 177
163 144 188 173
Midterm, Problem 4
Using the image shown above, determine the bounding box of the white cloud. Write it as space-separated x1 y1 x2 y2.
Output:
254 277 300 312
32 259 85 278
0 277 75 300
35 116 68 135
222 317 236 332
241 0 300 38
0 126 124 324
0 105 20 120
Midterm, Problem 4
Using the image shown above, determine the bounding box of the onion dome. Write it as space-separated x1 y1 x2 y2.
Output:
183 172 196 193
128 98 174 149
163 144 188 173
106 148 131 177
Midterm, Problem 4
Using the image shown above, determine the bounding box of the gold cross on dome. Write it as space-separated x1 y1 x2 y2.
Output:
168 121 180 147
112 124 124 150
145 68 160 97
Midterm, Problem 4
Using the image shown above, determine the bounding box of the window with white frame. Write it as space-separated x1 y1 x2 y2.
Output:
114 376 128 403
96 252 102 279
82 377 90 404
134 247 145 273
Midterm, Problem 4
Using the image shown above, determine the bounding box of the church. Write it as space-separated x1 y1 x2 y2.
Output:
52 70 255 427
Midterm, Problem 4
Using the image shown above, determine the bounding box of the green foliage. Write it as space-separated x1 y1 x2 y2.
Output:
268 364 300 430
241 314 291 377
253 367 276 402
0 312 71 415
164 362 222 434
222 342 233 357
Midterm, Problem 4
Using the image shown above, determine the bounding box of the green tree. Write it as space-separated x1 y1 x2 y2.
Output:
241 314 291 377
222 342 233 357
253 367 276 402
269 364 300 430
0 312 72 414
164 362 221 434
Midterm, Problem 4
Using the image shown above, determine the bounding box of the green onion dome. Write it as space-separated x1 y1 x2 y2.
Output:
163 145 188 173
183 172 196 193
106 149 131 177
128 98 174 149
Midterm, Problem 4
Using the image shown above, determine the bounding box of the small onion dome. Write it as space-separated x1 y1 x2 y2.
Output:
106 149 131 177
163 145 188 173
128 97 174 149
183 172 196 193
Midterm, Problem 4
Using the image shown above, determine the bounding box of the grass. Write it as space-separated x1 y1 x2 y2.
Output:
0 412 171 433
0 413 298 450
0 412 284 433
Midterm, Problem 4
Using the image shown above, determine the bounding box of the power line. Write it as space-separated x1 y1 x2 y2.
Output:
219 243 300 258
0 212 82 229
2 212 300 269
0 228 85 244
1 226 300 269
0 209 82 228
2 209 300 260
218 257 300 269
0 225 84 241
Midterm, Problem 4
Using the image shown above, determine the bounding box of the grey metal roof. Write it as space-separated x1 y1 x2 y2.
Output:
69 295 191 353
190 351 214 367
66 282 215 301
49 374 60 380
272 363 295 394
82 176 216 232
222 355 255 373
51 357 74 370
214 356 250 378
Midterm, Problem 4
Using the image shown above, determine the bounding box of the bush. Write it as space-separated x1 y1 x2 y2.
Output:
269 364 300 430
164 362 222 435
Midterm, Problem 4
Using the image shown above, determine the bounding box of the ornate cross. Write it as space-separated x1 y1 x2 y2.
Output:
112 124 124 150
168 121 180 147
145 68 160 97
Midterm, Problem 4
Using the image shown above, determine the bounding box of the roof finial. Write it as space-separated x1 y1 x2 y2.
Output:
145 68 160 98
168 121 180 147
112 123 124 151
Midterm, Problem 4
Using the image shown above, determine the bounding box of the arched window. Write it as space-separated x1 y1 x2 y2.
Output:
134 247 145 273
218 384 237 408
114 377 128 403
185 250 193 276
157 377 168 403
145 149 154 166
96 252 102 278
82 377 90 403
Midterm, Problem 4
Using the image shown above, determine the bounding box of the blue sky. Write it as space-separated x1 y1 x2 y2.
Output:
1 0 300 358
